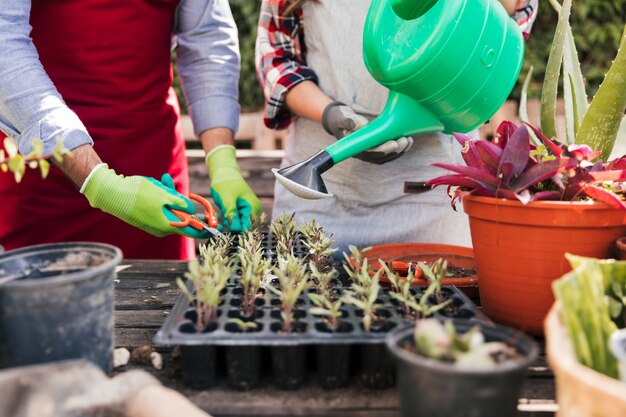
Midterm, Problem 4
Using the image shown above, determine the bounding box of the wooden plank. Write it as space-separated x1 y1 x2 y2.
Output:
115 310 170 328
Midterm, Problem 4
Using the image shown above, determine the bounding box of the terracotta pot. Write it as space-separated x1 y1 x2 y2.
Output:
353 243 478 300
545 303 626 417
463 194 626 335
616 236 626 260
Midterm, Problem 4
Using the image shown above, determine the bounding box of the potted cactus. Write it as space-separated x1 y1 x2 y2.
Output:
427 0 626 334
386 318 538 417
546 255 626 417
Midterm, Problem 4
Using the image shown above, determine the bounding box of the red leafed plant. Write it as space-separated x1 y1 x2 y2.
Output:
426 121 626 210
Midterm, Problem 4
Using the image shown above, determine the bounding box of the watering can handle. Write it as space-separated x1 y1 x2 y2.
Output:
391 0 439 20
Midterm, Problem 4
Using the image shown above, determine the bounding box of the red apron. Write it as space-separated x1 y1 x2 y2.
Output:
0 0 194 260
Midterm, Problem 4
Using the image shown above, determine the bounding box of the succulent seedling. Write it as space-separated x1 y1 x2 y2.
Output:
267 255 311 333
228 318 259 333
177 258 232 332
300 219 337 273
270 212 298 259
414 319 520 369
199 233 234 266
309 261 337 297
238 234 271 317
308 292 344 332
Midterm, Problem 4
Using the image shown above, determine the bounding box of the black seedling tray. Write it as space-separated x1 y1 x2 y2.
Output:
154 232 489 390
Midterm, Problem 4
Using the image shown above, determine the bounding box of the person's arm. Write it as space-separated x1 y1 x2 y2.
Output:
508 0 539 39
175 0 260 232
255 0 320 129
0 0 96 185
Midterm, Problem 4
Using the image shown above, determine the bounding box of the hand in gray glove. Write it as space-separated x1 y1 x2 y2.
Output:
321 101 413 164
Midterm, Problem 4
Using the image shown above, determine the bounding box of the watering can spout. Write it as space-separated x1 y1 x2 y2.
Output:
273 92 443 200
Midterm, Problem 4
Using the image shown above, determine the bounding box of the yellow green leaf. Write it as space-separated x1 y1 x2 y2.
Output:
0 163 7 173
39 159 50 178
3 138 17 158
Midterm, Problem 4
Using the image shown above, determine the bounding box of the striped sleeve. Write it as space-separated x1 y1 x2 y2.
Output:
513 0 539 40
255 0 318 129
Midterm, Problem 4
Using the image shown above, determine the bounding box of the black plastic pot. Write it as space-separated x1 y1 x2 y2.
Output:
271 345 307 390
181 345 217 389
386 321 539 417
226 345 261 390
316 344 351 389
0 242 121 372
359 343 396 388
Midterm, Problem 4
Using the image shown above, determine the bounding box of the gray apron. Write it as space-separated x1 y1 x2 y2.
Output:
273 0 472 254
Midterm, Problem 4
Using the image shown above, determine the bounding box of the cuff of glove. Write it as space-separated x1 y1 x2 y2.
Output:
79 163 108 194
205 145 239 179
321 101 346 136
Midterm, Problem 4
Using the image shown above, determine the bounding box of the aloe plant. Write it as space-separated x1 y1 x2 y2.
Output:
270 212 297 259
534 0 626 161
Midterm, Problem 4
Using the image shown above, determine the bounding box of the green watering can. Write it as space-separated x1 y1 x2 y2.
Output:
273 0 525 199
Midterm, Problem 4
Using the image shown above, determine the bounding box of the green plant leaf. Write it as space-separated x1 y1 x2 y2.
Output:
576 25 626 160
562 26 589 138
541 0 572 140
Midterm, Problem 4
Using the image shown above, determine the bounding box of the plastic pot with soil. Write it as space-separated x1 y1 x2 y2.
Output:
386 319 538 417
0 242 121 371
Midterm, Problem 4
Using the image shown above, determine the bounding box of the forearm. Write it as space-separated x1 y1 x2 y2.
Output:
199 127 235 154
284 81 333 123
56 144 102 188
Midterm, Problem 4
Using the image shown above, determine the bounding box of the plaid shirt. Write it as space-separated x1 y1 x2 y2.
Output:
256 0 539 130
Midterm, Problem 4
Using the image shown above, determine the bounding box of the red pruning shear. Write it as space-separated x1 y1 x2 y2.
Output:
168 193 225 238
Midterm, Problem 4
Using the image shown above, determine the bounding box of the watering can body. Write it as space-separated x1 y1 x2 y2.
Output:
273 0 524 199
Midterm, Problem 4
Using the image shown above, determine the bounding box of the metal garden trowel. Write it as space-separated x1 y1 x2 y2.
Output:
273 0 525 199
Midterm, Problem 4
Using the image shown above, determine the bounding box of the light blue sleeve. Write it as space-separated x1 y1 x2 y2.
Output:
0 0 93 155
174 0 241 137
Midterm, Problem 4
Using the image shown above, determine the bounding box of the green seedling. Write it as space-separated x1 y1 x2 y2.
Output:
177 258 232 332
270 212 297 259
308 292 344 332
199 233 234 266
238 241 271 317
300 219 337 273
381 261 451 320
267 255 311 333
414 319 520 369
309 262 337 297
229 318 259 333
418 258 448 304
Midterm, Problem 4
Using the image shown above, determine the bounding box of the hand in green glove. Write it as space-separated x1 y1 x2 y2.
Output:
205 145 261 232
82 164 211 239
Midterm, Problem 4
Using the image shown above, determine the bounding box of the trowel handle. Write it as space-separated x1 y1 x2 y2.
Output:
391 0 439 20
324 91 444 164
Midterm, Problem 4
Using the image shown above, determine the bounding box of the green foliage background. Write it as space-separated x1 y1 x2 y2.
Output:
174 1 625 112
515 0 626 100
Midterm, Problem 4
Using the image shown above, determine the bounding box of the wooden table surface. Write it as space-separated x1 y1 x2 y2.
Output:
113 260 558 417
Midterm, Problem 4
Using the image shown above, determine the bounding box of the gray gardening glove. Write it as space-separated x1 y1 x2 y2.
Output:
321 101 413 164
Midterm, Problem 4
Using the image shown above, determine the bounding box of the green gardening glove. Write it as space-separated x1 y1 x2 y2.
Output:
206 145 261 232
82 164 211 239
